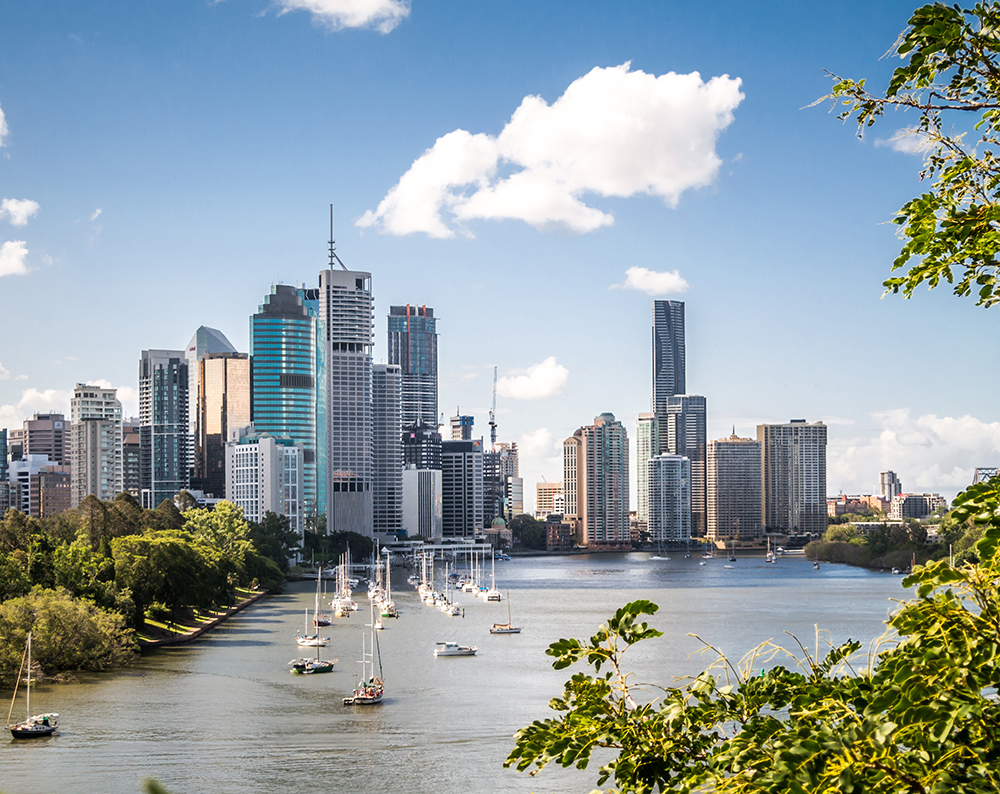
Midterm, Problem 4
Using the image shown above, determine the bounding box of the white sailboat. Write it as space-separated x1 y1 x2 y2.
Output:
490 590 521 634
484 551 501 601
343 598 384 705
296 607 330 647
6 633 58 738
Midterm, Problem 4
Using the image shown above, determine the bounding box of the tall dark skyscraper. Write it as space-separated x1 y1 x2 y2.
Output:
139 350 190 509
388 305 438 429
653 300 685 453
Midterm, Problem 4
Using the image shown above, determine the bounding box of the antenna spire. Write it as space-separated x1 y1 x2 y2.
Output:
327 204 347 271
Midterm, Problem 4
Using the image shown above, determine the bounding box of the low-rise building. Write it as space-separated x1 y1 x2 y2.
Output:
890 493 947 521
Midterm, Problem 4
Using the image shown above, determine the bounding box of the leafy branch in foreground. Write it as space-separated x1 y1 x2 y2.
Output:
508 476 1000 793
820 2 1000 307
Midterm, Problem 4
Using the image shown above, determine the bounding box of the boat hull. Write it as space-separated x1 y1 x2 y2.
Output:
9 722 56 739
489 626 521 634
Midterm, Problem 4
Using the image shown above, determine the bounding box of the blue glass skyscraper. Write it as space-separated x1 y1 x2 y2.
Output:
250 285 320 520
388 305 438 429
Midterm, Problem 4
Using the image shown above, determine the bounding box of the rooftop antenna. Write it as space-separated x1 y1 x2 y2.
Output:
328 204 347 271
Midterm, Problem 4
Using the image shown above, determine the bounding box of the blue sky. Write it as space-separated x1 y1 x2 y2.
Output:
2 0 997 510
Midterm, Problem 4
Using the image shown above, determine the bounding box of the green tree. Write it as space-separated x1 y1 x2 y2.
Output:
249 511 299 573
824 1 1000 306
509 514 546 550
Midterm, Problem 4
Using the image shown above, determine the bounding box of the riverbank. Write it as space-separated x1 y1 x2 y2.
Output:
137 588 268 650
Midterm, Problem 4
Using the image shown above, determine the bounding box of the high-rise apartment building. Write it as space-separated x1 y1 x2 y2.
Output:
225 429 304 539
707 433 762 542
251 286 320 520
319 266 374 536
373 363 402 538
647 454 691 542
139 350 190 509
565 414 629 546
441 438 483 537
663 395 707 536
388 305 438 429
758 420 827 535
122 420 141 498
70 383 123 506
653 300 685 442
535 481 563 519
23 414 69 465
195 353 251 498
450 414 473 441
636 413 658 525
878 471 902 503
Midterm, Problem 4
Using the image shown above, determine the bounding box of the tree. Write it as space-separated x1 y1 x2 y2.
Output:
824 1 1000 307
249 511 300 573
509 514 546 550
509 480 1000 792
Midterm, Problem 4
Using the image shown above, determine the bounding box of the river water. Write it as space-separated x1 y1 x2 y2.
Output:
3 553 907 794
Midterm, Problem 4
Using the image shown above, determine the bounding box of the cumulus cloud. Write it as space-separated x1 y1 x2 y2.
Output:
0 361 9 380
829 408 1000 497
612 266 689 296
874 127 932 156
0 240 29 277
1 198 39 227
275 0 409 33
90 208 102 222
358 63 744 238
497 357 569 400
0 102 7 146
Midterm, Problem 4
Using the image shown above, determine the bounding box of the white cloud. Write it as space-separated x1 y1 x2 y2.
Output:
358 63 744 238
874 127 931 156
0 361 9 380
829 408 1000 498
275 0 409 33
612 266 689 296
1 198 39 227
0 102 7 146
0 240 29 277
0 383 137 429
497 357 569 400
90 208 102 222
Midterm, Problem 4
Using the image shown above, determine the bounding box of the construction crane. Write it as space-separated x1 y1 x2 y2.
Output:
489 365 498 452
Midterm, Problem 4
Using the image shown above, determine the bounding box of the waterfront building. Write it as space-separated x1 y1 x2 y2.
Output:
450 414 473 441
122 419 141 498
890 492 946 521
535 481 563 520
251 285 320 521
139 349 190 509
441 438 483 538
373 363 403 538
757 419 827 535
636 413 658 525
319 266 374 536
652 300 685 445
70 383 123 506
23 413 69 465
402 464 442 538
402 423 442 470
225 428 304 539
706 433 762 542
388 304 438 429
194 353 250 498
564 413 629 546
662 395 707 536
647 453 691 542
878 471 902 502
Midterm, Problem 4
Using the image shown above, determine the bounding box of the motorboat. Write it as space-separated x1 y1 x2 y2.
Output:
434 641 477 657
7 633 58 739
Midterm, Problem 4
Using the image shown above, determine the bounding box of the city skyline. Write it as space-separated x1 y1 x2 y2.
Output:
3 1 1000 512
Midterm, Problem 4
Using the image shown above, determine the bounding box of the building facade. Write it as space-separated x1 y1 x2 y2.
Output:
441 438 483 538
636 413 658 525
122 420 141 498
706 433 762 542
402 423 442 470
647 453 691 543
388 304 438 429
890 492 947 521
185 326 239 472
372 363 402 538
879 471 902 503
653 299 685 445
402 465 442 538
23 414 69 465
225 429 304 538
662 395 707 536
195 353 250 498
567 413 629 546
758 420 827 535
450 414 473 441
535 481 563 519
139 349 190 509
70 383 123 506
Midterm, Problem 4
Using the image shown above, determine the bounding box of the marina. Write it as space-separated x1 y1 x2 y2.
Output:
2 553 905 794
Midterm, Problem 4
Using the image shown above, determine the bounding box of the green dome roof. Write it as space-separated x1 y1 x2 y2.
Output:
491 515 507 528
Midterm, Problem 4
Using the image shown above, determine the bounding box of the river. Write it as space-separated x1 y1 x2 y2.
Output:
2 553 907 794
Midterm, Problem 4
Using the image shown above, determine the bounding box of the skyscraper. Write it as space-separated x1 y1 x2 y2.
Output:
372 363 402 538
647 454 691 542
319 266 375 536
185 326 238 452
388 305 438 429
251 285 319 520
653 300 685 439
195 353 251 498
70 383 123 506
663 395 707 536
707 433 762 542
139 349 190 509
450 414 473 440
636 413 658 525
441 438 483 537
565 413 629 546
879 471 902 502
758 420 827 535
402 423 442 470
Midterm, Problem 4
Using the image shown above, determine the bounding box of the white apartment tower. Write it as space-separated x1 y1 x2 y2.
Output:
70 383 123 506
225 430 304 539
758 420 827 536
647 453 691 543
707 433 762 542
319 265 375 536
636 413 658 524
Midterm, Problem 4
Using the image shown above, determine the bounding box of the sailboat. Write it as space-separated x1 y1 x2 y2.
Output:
6 633 58 738
484 552 501 601
343 597 384 705
313 565 331 627
296 607 330 647
490 590 521 634
289 633 337 674
729 539 737 562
